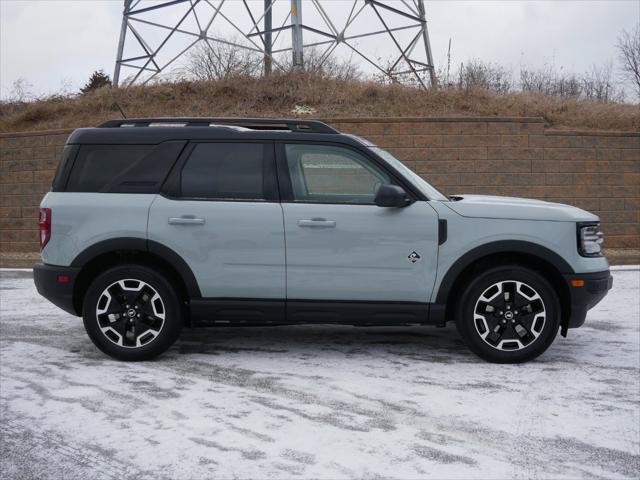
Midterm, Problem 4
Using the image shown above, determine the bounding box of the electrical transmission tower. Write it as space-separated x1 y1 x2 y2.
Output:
113 0 437 88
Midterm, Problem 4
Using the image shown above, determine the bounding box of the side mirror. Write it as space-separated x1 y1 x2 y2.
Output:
374 184 411 208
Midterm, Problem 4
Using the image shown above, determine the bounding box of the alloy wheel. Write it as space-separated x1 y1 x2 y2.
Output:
473 280 546 351
95 278 166 348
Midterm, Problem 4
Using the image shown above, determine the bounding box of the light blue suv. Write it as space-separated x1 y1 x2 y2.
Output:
34 118 612 362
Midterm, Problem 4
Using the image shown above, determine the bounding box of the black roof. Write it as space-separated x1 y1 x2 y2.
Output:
67 117 360 146
98 117 338 133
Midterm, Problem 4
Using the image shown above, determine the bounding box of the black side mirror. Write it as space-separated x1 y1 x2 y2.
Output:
374 184 411 208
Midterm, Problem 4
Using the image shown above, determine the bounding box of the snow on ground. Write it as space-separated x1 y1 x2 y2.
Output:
1 268 639 480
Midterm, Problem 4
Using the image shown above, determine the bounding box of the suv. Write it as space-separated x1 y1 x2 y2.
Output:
34 117 612 363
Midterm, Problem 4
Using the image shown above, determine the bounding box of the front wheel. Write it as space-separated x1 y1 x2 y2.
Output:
455 265 561 363
82 264 183 361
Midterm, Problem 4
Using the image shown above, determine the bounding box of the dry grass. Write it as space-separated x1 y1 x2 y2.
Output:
1 73 638 133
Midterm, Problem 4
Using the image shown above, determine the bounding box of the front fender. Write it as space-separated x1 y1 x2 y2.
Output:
433 239 574 305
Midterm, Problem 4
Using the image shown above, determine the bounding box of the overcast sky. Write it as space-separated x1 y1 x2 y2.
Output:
1 0 638 100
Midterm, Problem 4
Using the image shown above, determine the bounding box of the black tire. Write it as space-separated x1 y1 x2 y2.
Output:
455 265 560 363
82 264 183 361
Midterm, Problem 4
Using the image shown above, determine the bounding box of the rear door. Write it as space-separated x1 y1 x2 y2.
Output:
278 142 439 322
148 141 285 321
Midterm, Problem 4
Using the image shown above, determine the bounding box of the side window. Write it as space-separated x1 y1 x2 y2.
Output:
66 145 153 192
284 144 391 204
52 145 78 192
180 143 270 200
65 142 184 193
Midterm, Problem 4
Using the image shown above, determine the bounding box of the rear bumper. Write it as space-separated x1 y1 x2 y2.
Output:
33 263 81 316
562 269 612 333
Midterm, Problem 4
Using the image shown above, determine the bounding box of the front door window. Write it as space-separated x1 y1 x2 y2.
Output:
284 144 391 204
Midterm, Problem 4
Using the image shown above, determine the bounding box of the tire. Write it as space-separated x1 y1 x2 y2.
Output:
455 265 560 363
82 264 183 361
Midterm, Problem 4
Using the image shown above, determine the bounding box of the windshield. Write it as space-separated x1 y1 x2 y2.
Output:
369 146 449 201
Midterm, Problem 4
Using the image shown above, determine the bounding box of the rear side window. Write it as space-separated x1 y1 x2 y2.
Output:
51 145 78 192
180 143 272 201
65 142 185 193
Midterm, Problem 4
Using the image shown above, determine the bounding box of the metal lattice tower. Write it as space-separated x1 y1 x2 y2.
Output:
113 0 437 88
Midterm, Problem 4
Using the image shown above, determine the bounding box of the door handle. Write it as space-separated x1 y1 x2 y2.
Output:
298 218 336 228
168 216 205 225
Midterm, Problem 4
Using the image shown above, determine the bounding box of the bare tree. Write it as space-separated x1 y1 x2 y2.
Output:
581 63 623 103
9 78 33 102
617 23 640 99
519 62 624 103
456 59 512 93
373 54 434 87
183 40 360 82
520 64 582 98
183 39 262 81
279 47 361 81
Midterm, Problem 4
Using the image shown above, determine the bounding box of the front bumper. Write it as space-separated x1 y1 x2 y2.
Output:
561 269 613 335
33 263 81 316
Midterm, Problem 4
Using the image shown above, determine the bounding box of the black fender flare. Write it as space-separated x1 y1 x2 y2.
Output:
434 240 574 305
70 237 201 298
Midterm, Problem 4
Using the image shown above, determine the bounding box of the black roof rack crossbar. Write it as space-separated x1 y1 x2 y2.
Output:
98 117 338 134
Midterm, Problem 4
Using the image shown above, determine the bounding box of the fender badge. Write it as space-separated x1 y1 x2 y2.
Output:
408 251 421 263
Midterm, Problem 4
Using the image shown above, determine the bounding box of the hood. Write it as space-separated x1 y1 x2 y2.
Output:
445 195 599 222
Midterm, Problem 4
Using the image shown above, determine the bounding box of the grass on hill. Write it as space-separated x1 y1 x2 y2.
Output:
1 73 638 133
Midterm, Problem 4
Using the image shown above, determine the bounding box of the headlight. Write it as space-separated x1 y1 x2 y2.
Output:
578 223 604 257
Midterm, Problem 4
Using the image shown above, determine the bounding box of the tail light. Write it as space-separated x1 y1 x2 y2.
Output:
39 208 52 251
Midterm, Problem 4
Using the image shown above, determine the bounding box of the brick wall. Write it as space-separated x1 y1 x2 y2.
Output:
1 117 638 267
1 130 69 264
329 117 639 259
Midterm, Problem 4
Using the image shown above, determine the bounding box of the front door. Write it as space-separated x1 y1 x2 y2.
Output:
278 143 439 323
148 141 285 322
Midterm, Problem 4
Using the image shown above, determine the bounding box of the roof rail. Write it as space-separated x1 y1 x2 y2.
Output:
97 117 339 134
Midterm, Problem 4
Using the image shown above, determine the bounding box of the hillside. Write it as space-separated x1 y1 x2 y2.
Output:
1 74 638 133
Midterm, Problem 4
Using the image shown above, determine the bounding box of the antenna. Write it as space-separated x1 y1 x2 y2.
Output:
112 102 128 119
446 37 451 87
113 0 437 89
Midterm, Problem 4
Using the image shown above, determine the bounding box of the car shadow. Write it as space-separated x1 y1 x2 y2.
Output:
173 324 474 362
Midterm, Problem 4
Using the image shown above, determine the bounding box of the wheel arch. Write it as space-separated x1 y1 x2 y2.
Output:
435 240 573 327
70 237 200 316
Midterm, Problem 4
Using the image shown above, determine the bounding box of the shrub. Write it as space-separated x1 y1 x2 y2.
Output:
80 70 112 95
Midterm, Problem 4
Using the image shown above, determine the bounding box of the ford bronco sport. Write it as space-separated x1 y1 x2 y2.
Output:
34 117 612 363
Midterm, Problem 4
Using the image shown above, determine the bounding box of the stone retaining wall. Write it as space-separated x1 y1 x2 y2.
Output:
1 117 638 267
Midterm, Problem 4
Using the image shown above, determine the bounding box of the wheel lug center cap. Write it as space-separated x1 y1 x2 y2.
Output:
504 311 514 320
127 308 137 318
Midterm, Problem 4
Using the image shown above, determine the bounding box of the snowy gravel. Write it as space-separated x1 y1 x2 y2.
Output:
1 268 639 480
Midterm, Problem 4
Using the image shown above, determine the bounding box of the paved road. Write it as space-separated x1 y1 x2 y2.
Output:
1 268 639 479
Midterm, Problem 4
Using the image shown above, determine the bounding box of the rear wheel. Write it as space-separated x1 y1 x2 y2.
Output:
82 264 183 361
455 265 560 363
